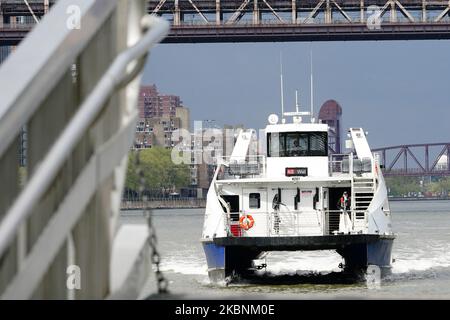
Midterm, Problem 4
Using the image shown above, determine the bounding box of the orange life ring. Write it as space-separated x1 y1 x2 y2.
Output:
239 215 255 230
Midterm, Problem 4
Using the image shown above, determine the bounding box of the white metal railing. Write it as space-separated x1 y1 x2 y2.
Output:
224 210 323 237
0 0 169 299
329 153 373 176
214 153 377 179
224 209 368 237
216 155 266 180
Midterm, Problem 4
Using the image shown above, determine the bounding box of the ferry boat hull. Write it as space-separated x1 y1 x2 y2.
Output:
203 234 395 282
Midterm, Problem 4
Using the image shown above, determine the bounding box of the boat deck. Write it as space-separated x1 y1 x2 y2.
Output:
212 234 396 251
215 175 354 184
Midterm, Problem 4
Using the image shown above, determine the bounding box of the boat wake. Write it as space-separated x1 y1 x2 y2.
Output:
159 248 450 287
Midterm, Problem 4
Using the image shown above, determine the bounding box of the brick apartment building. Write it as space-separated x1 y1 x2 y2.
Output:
134 85 190 149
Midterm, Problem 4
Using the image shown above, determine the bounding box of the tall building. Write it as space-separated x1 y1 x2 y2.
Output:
318 99 343 154
188 123 248 197
134 85 190 149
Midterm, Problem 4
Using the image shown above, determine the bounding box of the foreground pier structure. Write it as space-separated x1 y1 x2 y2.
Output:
0 0 168 299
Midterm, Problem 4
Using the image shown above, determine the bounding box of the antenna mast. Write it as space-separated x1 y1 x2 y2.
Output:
310 49 315 123
280 53 285 123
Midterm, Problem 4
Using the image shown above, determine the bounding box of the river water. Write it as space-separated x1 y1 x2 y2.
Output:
121 200 450 299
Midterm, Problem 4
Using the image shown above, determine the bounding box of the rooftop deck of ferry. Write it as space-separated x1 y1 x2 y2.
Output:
214 153 376 184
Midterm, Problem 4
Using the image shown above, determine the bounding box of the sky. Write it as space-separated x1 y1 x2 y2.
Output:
142 40 450 149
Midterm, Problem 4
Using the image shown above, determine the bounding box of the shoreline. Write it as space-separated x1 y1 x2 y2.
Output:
120 197 450 211
389 197 450 201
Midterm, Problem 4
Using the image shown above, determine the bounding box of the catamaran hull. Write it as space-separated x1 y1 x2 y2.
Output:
202 241 226 282
337 237 394 276
203 235 395 283
202 241 262 282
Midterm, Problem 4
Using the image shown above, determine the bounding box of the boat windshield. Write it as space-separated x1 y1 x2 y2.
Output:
267 131 328 157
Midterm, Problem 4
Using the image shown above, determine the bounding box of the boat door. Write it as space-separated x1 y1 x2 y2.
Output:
242 189 267 236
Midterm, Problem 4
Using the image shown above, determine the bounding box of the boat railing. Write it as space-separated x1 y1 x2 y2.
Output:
216 155 266 180
329 153 373 176
224 209 367 237
0 0 169 299
224 210 323 237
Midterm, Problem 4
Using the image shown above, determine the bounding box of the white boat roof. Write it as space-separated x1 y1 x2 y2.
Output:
265 122 328 133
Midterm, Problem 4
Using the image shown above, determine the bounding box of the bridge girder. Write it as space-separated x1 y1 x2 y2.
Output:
3 1 450 43
373 143 450 177
147 0 450 42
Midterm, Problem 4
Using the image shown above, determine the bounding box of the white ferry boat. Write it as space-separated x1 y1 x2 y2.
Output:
201 106 395 283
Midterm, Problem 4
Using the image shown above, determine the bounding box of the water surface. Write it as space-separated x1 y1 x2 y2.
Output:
121 200 450 299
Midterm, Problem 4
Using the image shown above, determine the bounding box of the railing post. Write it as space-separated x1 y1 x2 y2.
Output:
350 152 354 174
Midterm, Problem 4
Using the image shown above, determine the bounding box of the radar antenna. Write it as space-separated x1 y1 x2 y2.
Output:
280 52 285 123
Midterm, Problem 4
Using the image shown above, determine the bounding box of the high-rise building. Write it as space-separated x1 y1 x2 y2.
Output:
134 85 190 149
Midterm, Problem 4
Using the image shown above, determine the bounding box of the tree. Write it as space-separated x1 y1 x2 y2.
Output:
385 176 421 196
125 147 190 195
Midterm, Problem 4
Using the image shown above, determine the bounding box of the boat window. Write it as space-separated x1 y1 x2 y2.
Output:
249 193 261 209
309 132 328 156
286 132 308 156
268 132 282 157
267 132 328 157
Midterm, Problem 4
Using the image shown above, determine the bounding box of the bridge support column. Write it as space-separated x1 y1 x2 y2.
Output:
44 0 50 14
253 0 261 25
447 145 450 171
360 0 364 22
422 0 427 22
0 0 3 28
292 0 297 23
404 148 408 173
325 0 332 23
216 0 221 25
174 0 180 26
390 0 397 22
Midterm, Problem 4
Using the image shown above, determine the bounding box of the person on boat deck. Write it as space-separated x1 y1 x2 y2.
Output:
337 191 351 211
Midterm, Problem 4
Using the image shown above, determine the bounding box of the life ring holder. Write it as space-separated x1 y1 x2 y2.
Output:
239 214 255 230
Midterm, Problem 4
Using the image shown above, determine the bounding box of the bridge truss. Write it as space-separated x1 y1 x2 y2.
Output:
372 142 450 177
148 0 450 42
3 1 450 43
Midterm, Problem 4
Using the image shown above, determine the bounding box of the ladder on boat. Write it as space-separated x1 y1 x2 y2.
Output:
351 176 376 231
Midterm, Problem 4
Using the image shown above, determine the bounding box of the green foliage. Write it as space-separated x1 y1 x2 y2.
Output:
126 147 190 192
385 176 450 196
428 177 450 194
385 176 421 196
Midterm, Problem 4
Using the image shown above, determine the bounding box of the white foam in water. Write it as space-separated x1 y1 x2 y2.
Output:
160 248 450 278
392 259 450 274
157 241 450 278
392 241 450 274
159 250 343 277
160 255 208 275
392 252 450 274
263 251 342 275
